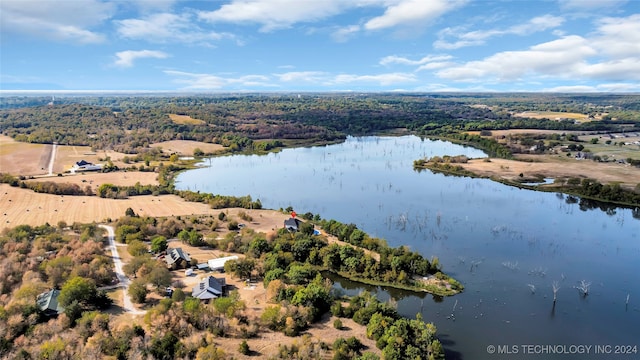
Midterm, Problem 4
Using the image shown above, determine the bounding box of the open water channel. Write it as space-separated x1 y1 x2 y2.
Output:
176 135 640 360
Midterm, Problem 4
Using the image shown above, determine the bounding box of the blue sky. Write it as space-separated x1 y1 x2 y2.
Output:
1 0 638 92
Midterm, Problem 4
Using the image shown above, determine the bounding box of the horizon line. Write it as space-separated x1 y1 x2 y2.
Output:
2 89 639 96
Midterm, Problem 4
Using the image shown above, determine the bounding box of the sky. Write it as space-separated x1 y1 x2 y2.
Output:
1 0 639 93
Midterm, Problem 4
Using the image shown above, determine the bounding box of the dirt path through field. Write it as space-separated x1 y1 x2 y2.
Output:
47 143 57 176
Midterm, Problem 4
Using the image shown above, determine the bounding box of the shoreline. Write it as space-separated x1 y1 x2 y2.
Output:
414 160 640 208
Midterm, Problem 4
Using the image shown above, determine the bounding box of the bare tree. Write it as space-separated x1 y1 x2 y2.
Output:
552 281 560 303
527 284 536 294
470 260 482 272
575 280 591 297
626 294 630 311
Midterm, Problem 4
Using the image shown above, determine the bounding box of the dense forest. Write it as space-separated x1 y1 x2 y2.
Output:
1 93 639 154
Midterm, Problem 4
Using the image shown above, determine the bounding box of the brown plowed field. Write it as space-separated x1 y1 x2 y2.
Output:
0 185 294 232
25 171 160 192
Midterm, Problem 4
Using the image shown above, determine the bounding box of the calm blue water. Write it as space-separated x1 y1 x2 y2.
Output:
177 136 640 360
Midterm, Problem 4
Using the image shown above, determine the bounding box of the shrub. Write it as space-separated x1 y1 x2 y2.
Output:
238 340 250 355
228 221 239 231
129 279 148 304
238 211 253 222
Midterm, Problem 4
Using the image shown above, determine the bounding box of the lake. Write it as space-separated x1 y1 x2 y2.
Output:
177 135 640 360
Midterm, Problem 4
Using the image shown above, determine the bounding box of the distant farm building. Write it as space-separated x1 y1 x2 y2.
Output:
71 160 102 173
191 276 227 301
207 255 239 272
36 289 64 316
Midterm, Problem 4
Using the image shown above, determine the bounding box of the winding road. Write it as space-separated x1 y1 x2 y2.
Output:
99 224 146 315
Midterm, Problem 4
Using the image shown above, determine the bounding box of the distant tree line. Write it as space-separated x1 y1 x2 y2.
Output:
3 94 637 155
175 190 262 209
430 132 513 159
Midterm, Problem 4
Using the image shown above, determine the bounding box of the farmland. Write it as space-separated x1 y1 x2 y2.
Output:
168 113 206 125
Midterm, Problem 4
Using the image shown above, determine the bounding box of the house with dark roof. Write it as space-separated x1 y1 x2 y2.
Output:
36 289 64 316
191 276 226 301
165 247 191 269
284 217 302 232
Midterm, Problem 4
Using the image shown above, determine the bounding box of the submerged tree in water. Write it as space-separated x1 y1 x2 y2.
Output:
552 281 560 303
575 280 591 297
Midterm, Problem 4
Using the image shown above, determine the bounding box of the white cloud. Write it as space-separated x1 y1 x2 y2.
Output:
541 85 597 92
114 50 169 68
0 0 114 43
595 83 640 92
416 62 452 71
541 83 640 92
413 83 497 92
380 54 452 66
164 70 275 90
198 0 345 32
364 0 466 31
435 15 565 49
275 71 328 83
590 14 640 58
541 83 640 93
507 15 565 36
558 0 627 10
332 25 361 42
165 68 416 89
198 0 464 37
436 35 597 82
435 12 640 86
115 12 235 44
329 72 417 86
577 59 640 81
127 0 179 13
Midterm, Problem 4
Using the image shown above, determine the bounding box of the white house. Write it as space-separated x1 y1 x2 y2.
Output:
71 160 102 173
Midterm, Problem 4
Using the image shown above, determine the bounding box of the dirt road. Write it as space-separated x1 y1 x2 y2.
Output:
47 143 57 176
99 224 145 315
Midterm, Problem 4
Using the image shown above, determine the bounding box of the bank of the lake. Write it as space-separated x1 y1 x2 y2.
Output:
413 158 640 208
